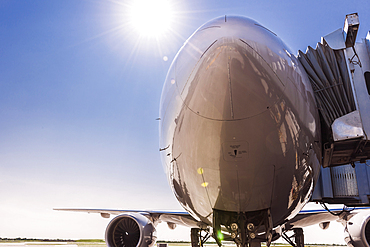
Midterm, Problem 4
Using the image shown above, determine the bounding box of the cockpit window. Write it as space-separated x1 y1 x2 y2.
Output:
254 23 277 36
365 71 370 95
199 26 221 32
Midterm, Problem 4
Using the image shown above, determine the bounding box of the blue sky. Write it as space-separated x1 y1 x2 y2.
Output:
1 0 370 244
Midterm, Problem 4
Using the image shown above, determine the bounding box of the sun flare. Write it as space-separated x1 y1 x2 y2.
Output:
128 0 174 38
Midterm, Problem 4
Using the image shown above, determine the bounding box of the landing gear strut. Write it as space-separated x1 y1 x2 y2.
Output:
282 228 304 247
212 209 272 247
191 228 211 247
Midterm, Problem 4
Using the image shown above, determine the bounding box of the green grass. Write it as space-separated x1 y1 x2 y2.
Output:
75 240 105 243
0 239 346 247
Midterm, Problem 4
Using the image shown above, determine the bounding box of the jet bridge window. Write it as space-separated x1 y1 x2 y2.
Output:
365 71 370 95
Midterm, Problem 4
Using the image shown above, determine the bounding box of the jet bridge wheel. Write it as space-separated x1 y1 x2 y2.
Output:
191 228 211 247
282 228 304 247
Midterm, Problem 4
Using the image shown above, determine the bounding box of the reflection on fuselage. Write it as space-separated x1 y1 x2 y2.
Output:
159 16 321 227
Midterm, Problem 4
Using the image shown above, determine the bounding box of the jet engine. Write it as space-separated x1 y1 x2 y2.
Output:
105 213 157 247
344 211 370 247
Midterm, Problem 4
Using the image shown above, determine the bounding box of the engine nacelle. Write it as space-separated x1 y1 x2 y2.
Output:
105 213 157 247
345 210 370 247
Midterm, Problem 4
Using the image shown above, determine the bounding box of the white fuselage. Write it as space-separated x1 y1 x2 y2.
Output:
159 16 321 228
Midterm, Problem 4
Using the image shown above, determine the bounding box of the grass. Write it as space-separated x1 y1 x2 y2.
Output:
0 239 345 247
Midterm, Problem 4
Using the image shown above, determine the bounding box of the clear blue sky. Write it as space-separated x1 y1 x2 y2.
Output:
0 0 369 244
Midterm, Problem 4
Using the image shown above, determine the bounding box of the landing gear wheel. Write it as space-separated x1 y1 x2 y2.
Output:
294 229 304 247
282 228 304 247
191 228 200 247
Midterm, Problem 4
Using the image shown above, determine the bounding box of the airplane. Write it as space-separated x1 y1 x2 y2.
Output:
56 13 370 247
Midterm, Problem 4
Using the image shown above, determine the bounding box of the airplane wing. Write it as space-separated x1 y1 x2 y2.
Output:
55 207 370 229
286 208 346 228
285 207 370 229
54 208 199 228
55 207 364 229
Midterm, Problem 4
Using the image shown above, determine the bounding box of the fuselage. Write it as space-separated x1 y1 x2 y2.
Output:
159 16 321 228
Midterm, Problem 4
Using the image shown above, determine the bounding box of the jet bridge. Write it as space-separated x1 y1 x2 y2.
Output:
311 162 370 206
301 13 370 205
298 13 370 168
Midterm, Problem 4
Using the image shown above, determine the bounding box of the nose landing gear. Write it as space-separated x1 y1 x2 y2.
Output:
212 209 273 247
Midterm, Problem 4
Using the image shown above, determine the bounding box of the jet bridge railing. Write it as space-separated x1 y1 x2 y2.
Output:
298 13 370 168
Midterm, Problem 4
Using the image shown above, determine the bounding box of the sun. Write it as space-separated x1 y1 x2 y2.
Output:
128 0 174 38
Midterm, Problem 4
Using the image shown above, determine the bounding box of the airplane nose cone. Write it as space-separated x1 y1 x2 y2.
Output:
180 37 284 120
